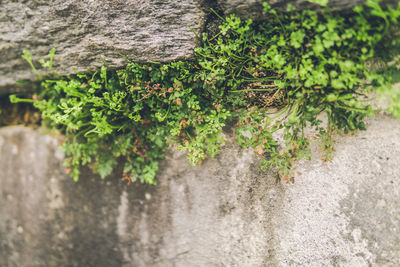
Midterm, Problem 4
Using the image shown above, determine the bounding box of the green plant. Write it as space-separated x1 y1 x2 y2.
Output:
11 0 400 184
194 0 400 180
11 58 231 183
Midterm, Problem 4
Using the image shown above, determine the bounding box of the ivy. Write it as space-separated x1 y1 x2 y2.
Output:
10 0 400 184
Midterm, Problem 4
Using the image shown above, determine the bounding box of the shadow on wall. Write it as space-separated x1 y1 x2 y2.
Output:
0 126 285 267
0 114 400 266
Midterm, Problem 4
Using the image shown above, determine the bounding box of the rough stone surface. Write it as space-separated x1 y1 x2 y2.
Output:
273 115 400 266
2 0 400 95
0 114 399 266
0 0 206 94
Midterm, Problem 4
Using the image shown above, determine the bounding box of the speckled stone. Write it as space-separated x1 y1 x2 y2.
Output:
0 114 399 266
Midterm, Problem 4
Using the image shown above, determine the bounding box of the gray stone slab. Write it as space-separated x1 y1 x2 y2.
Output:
0 0 206 94
2 0 399 95
0 114 399 266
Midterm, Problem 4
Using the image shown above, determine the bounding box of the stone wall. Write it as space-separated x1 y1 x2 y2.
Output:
1 0 398 94
0 115 399 266
1 0 400 266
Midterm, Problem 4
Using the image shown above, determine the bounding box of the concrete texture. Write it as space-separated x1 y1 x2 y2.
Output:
0 114 399 266
273 115 400 266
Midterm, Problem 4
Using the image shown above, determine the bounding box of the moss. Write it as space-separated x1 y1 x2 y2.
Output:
9 0 400 184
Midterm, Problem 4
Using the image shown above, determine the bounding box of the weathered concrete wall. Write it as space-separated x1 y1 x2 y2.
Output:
2 0 399 95
0 114 399 266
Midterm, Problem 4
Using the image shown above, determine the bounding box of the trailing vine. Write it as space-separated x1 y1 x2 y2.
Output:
9 0 400 184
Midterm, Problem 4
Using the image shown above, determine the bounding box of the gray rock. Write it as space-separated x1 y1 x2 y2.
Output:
2 0 399 95
0 114 399 266
0 0 206 94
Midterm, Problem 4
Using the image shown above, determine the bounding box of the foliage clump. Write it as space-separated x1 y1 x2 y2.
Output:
11 0 400 184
